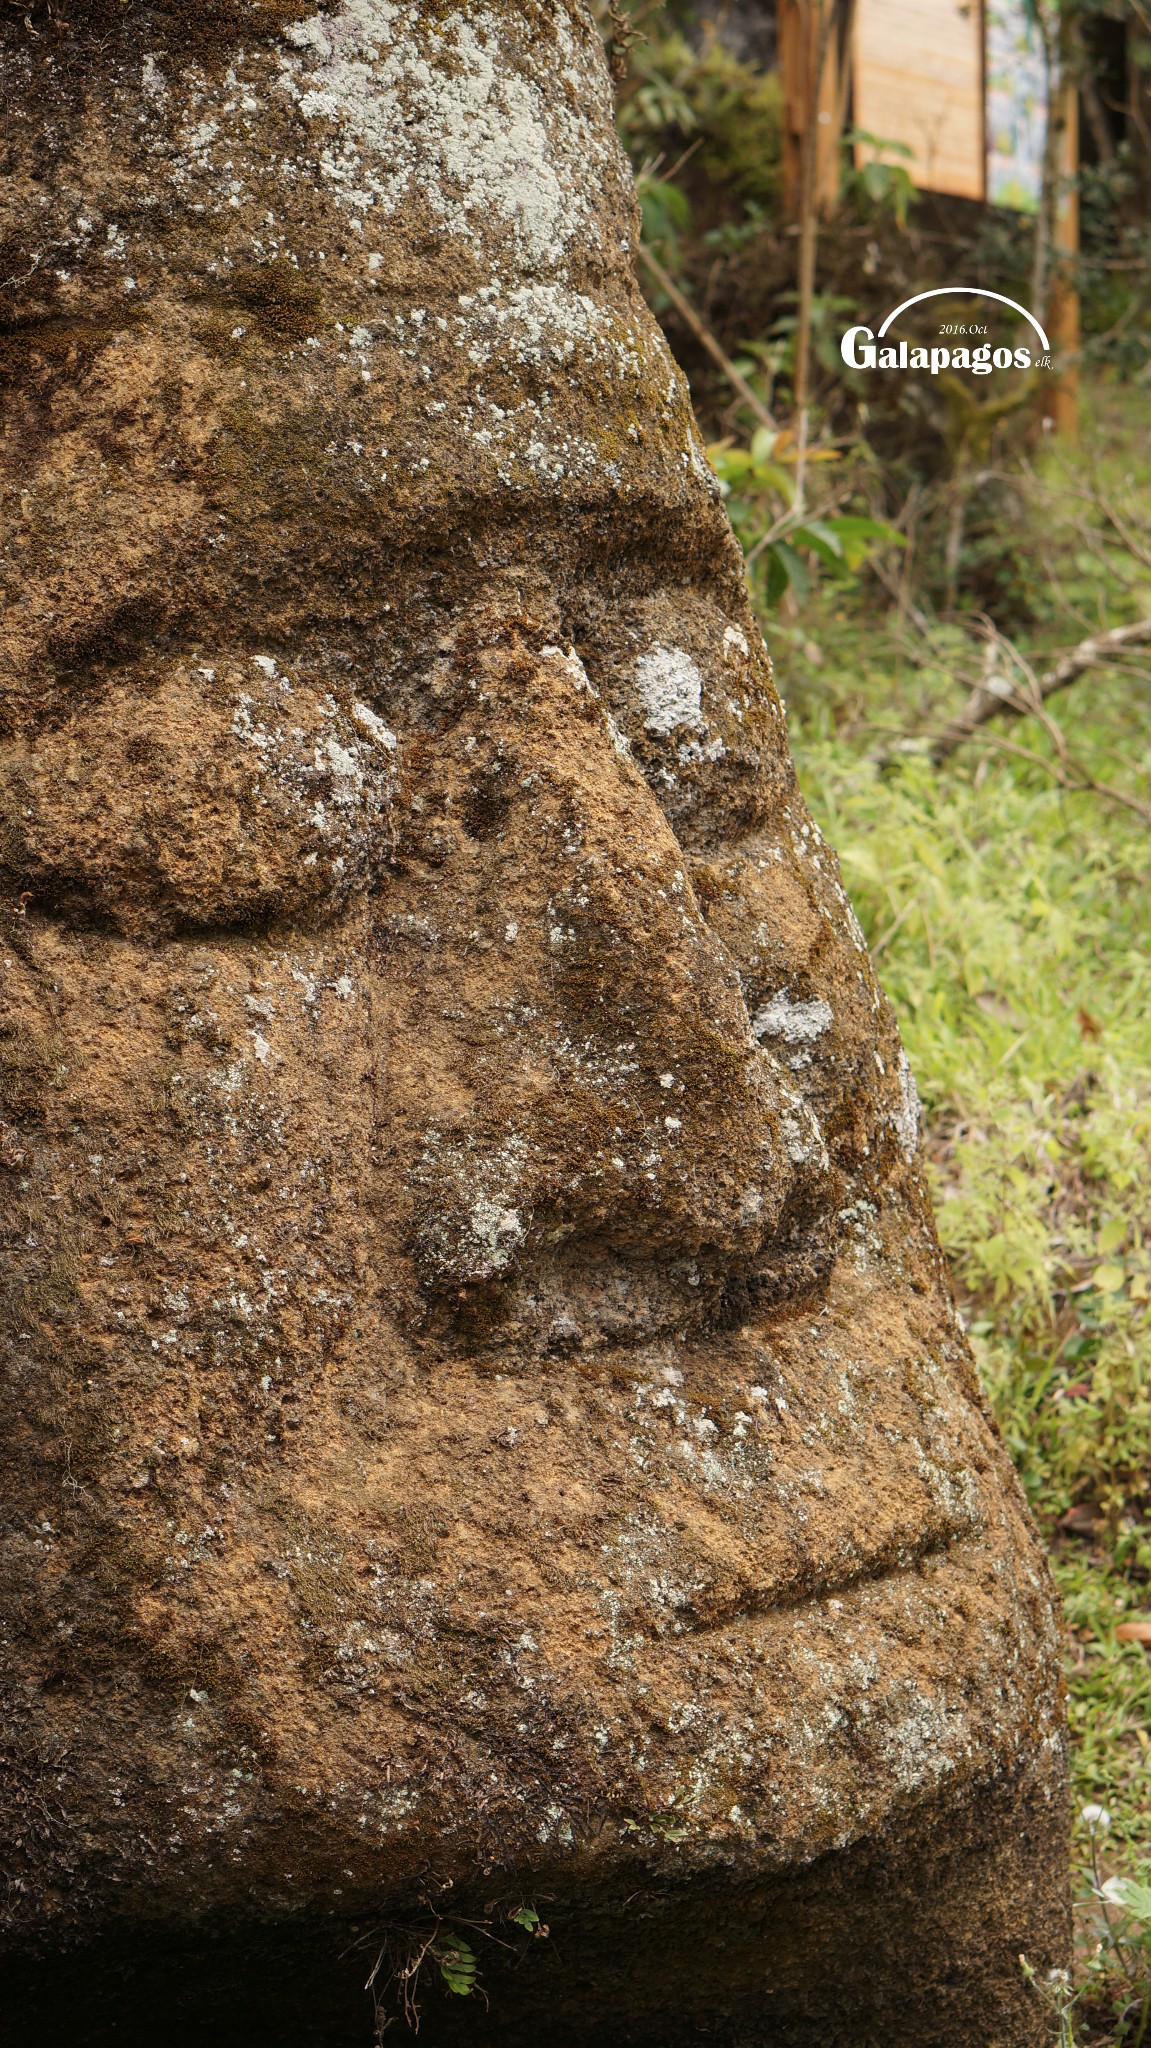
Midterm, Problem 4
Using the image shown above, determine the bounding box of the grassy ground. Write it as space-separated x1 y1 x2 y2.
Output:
769 383 1151 2040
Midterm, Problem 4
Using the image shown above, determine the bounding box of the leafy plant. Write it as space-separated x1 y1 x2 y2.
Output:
433 1935 478 1998
762 289 865 391
843 129 916 231
775 380 1151 2042
364 1899 548 2036
1021 1952 1080 2048
636 169 693 265
614 31 783 217
709 425 902 607
1096 1877 1151 2044
1074 1805 1151 2045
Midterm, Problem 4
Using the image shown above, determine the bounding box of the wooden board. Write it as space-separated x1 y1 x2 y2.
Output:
854 0 985 201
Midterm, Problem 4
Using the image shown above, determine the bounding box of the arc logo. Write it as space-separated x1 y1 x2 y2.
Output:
841 287 1053 377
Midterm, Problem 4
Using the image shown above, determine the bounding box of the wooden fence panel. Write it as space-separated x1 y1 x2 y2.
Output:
854 0 985 200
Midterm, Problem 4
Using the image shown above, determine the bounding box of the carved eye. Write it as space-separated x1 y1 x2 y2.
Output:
0 660 399 935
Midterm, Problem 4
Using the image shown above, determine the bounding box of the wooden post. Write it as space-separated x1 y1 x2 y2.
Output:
780 0 841 223
1047 80 1080 440
815 5 841 218
780 0 807 220
789 0 840 504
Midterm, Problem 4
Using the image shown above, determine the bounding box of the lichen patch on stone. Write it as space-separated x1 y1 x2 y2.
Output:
893 1048 922 1161
634 646 705 736
279 3 611 271
753 993 835 1045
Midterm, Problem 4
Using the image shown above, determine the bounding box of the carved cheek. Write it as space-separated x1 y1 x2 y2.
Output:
0 660 400 935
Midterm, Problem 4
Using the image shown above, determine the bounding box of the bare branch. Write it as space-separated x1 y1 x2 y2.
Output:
931 617 1151 762
971 730 1151 829
638 243 778 434
1094 490 1151 577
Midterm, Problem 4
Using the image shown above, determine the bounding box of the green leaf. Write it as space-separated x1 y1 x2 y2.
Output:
637 174 691 251
750 461 797 498
1098 1218 1128 1255
707 447 753 484
511 1905 540 1932
846 127 915 160
1102 1877 1151 1923
1092 1264 1126 1294
863 160 893 204
761 543 790 607
794 518 844 567
771 538 809 602
435 1938 477 1997
824 514 906 570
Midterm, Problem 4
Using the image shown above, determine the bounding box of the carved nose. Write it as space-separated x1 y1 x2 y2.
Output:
372 635 834 1335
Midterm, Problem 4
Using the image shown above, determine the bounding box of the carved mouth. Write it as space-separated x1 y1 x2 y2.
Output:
408 1217 844 1357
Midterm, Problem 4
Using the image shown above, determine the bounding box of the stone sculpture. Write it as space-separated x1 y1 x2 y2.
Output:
0 4 1067 2041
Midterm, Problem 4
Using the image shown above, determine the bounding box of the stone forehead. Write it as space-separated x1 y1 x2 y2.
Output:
13 3 623 283
276 2 611 269
3 2 721 571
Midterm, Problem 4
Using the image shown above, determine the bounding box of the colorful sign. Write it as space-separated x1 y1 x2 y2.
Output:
986 0 1049 212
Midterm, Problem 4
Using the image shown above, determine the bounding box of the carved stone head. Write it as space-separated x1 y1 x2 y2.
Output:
1 6 1066 2042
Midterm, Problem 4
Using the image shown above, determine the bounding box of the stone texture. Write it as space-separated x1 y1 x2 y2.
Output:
0 4 1067 2042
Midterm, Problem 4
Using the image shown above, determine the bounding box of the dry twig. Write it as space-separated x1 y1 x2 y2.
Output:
638 244 778 434
947 628 1151 827
972 728 1151 829
931 616 1151 761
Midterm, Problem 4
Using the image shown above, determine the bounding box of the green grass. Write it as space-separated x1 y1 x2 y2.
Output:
772 382 1151 2037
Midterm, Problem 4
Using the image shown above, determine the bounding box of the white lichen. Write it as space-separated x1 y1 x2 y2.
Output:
279 3 611 272
467 1195 524 1272
352 700 397 750
316 735 364 805
752 992 834 1045
634 646 705 736
893 1048 921 1161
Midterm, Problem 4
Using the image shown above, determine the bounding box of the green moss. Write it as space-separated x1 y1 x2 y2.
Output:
275 1504 357 1634
11 0 323 53
216 261 326 345
0 315 133 393
0 1026 53 1119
